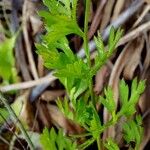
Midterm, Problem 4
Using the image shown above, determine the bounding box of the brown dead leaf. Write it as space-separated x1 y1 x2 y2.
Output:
142 32 150 77
40 90 65 102
111 0 125 21
36 101 52 129
94 65 110 94
100 0 115 31
88 0 107 39
123 37 144 80
30 16 43 36
20 91 39 131
140 109 150 149
46 104 83 135
37 56 44 77
139 69 150 113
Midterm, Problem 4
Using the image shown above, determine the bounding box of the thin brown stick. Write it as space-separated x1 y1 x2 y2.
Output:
118 21 150 46
22 0 39 79
133 4 150 28
0 74 56 92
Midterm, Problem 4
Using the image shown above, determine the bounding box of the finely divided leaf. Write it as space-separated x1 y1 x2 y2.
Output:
119 78 145 116
92 27 123 76
108 27 123 53
89 104 102 139
104 138 119 150
123 116 143 147
119 79 129 105
99 87 116 113
94 32 105 56
40 128 77 150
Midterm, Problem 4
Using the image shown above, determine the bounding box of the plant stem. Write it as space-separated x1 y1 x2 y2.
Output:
97 137 101 150
84 0 90 66
0 93 35 150
83 0 95 105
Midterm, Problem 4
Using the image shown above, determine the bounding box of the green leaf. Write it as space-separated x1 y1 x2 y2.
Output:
68 78 89 104
119 79 129 105
40 128 77 150
92 27 123 76
0 108 9 124
123 115 143 148
57 97 74 120
104 138 119 150
36 42 74 70
56 37 75 61
75 100 93 126
94 32 105 56
73 79 88 100
119 78 145 116
55 59 90 79
99 87 116 113
43 0 70 16
108 27 123 53
40 128 57 150
0 35 18 84
89 104 102 139
108 27 115 48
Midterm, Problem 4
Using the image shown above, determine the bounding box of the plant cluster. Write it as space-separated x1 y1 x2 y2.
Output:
35 0 145 150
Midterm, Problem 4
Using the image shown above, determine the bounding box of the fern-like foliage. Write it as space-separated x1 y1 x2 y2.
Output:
123 115 143 149
119 78 145 116
104 138 119 150
37 1 145 150
92 27 123 76
99 87 116 114
40 128 77 150
39 0 83 41
36 0 90 102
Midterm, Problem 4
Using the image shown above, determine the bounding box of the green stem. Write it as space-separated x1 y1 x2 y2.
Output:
0 93 35 150
83 0 95 105
84 0 90 66
69 132 92 138
97 136 101 150
78 138 95 150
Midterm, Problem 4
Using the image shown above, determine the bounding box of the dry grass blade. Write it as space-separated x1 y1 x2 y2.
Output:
88 0 107 39
123 37 144 80
100 0 115 31
94 65 110 94
111 0 125 21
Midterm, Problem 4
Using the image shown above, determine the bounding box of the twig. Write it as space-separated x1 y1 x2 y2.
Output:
22 0 39 79
118 21 150 46
133 4 150 28
0 73 56 93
